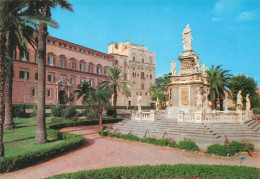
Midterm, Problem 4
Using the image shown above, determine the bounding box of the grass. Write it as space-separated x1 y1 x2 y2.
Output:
3 117 64 157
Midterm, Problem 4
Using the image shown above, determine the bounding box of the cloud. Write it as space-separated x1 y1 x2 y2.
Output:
237 11 256 21
210 17 224 22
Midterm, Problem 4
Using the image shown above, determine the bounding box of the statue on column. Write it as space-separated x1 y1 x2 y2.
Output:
236 90 243 111
137 95 142 112
171 60 176 75
246 94 251 111
155 98 159 111
201 63 207 75
182 24 193 52
196 87 203 111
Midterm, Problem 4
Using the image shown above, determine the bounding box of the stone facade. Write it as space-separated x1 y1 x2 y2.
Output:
13 36 113 105
108 41 155 106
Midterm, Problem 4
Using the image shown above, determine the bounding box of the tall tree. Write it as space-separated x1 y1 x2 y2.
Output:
99 66 131 118
28 0 73 143
207 65 232 110
3 1 38 130
230 74 258 109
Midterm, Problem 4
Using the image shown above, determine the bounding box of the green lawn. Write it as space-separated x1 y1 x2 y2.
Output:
3 117 64 157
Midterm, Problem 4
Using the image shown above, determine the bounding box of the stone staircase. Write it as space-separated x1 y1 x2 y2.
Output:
111 119 260 150
244 119 260 133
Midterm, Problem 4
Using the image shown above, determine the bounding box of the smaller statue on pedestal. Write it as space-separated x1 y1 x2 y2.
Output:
182 24 193 52
155 98 159 111
196 87 203 111
201 63 207 75
236 90 243 111
137 95 142 112
246 94 251 111
171 60 176 75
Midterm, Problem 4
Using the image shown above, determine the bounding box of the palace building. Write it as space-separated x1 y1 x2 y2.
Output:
108 41 155 106
13 36 113 105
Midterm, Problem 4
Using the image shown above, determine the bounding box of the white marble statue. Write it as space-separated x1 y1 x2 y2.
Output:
137 95 142 112
236 90 243 111
246 94 251 111
224 95 228 112
155 98 159 111
171 60 176 75
182 24 193 52
201 63 207 74
166 100 171 107
196 88 203 111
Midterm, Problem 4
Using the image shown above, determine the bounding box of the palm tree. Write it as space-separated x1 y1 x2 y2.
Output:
3 1 38 130
99 66 131 118
88 89 111 130
73 81 93 102
207 65 232 110
28 0 73 143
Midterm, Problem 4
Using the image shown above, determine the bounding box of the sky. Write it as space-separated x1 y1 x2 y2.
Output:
49 0 260 85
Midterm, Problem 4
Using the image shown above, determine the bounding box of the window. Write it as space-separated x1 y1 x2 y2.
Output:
48 56 54 66
80 79 85 83
48 75 54 82
70 46 76 50
104 56 109 60
35 72 38 80
133 56 135 61
96 54 101 58
80 63 84 72
104 67 108 76
142 58 144 63
47 90 51 97
141 72 145 79
48 39 55 44
59 43 66 47
89 80 93 87
19 71 29 79
89 64 93 73
115 60 119 65
150 74 152 79
141 83 144 90
31 89 36 97
20 53 28 61
80 49 85 53
71 61 76 70
70 78 75 85
88 51 94 55
35 53 39 63
60 58 66 68
97 66 101 75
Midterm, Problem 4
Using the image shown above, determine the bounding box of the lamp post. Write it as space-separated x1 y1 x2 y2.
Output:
23 77 26 113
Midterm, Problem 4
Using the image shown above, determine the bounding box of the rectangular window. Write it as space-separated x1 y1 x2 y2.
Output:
31 89 35 97
48 75 54 82
59 43 66 47
60 59 65 68
48 56 54 66
47 90 51 97
35 53 39 63
48 40 55 44
80 79 85 83
150 75 152 79
19 71 29 79
141 83 144 90
104 56 109 60
35 72 38 80
141 72 145 79
21 53 28 61
71 61 76 70
80 63 84 72
89 80 93 87
70 46 76 50
70 78 75 85
104 68 108 76
97 67 101 75
96 54 101 58
89 65 93 73
88 51 94 55
80 49 85 53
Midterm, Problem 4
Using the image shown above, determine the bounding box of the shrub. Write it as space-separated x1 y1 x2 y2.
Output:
47 164 260 179
207 144 228 156
253 107 260 114
63 106 77 119
106 109 114 116
51 106 63 117
177 139 200 152
12 105 26 118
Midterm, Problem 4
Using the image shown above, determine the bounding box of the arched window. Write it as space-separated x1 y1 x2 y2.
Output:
97 65 102 75
89 63 93 73
35 53 39 63
60 58 66 68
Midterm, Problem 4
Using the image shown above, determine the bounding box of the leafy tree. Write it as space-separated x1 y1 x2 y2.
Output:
73 81 93 102
149 74 170 109
230 74 258 108
28 0 73 143
207 65 232 110
99 66 131 118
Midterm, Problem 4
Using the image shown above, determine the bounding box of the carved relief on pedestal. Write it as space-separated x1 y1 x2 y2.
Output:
181 87 189 106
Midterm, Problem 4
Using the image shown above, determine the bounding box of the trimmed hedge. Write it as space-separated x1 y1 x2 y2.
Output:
98 131 199 152
47 164 260 179
12 104 86 110
116 106 154 110
0 116 123 173
207 141 254 156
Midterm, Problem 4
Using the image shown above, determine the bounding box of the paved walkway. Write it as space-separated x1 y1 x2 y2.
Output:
1 124 260 179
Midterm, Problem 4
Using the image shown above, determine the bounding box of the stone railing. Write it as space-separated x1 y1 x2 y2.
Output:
132 110 157 121
178 111 252 123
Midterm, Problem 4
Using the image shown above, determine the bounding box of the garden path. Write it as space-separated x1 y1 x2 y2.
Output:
1 124 260 179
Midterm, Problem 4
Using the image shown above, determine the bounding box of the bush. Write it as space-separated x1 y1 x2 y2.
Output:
12 105 26 118
47 164 260 179
207 142 254 156
177 139 200 152
51 106 63 117
106 109 114 116
253 107 260 114
63 106 77 119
